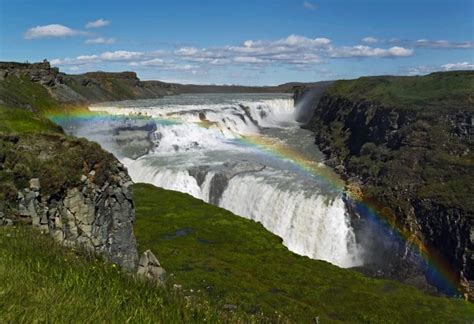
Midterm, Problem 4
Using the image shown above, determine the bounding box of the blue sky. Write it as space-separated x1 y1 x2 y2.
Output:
0 0 473 85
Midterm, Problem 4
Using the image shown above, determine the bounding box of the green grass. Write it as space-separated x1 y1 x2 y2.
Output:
0 75 59 112
133 183 474 323
0 226 246 323
0 105 62 134
327 71 474 111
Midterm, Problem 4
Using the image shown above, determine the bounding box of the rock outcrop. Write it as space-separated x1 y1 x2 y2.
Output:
16 165 138 271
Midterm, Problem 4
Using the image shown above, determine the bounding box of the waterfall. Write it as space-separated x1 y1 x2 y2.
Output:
85 94 364 268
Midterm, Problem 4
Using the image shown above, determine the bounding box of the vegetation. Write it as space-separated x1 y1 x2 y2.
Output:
0 226 244 323
0 75 59 112
327 71 474 111
313 71 474 212
133 183 474 323
0 105 117 212
0 105 62 134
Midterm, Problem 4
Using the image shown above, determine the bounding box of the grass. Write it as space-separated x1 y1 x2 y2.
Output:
133 183 474 323
0 226 245 323
0 75 59 112
0 105 62 134
327 71 474 111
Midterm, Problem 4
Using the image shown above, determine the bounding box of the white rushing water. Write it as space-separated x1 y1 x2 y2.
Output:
77 93 363 268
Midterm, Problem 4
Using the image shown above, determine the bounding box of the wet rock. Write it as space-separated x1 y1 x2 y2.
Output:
137 249 166 284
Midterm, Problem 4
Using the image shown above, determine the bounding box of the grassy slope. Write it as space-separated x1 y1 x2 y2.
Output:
0 226 244 323
327 71 474 111
133 183 474 323
0 105 62 134
0 75 58 112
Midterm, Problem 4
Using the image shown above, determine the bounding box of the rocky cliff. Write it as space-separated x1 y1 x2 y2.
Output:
0 130 139 270
300 71 474 299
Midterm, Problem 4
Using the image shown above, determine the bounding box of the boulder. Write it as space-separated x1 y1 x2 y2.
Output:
29 178 41 191
137 249 166 284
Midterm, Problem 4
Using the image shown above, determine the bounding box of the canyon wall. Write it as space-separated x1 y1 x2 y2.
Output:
299 71 474 299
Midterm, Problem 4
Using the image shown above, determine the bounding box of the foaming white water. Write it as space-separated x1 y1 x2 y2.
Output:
82 94 364 269
239 98 296 128
219 173 362 268
124 158 204 199
151 123 238 154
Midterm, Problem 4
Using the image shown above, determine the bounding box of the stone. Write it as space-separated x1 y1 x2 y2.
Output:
137 249 166 284
29 178 41 191
80 174 87 182
223 304 238 310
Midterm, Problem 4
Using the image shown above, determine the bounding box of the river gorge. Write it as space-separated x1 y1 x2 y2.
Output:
53 93 368 269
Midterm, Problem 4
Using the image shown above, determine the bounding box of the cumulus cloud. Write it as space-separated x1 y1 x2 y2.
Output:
331 45 413 58
100 50 143 61
415 39 474 49
24 24 84 39
441 61 474 71
51 34 416 75
51 51 143 66
302 1 318 10
362 37 378 44
85 19 110 29
174 35 331 66
85 37 115 45
129 58 164 66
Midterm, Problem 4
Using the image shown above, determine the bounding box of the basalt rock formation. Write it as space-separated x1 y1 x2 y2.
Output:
17 168 138 271
0 131 139 271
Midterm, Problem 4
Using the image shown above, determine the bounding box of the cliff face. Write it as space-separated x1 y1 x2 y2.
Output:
303 72 474 299
0 131 139 270
17 164 138 271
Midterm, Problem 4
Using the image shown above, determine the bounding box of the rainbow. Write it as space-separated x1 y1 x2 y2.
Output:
238 133 464 298
47 109 465 298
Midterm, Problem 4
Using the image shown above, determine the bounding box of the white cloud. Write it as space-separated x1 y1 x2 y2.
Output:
175 47 199 56
415 39 474 49
277 34 331 46
441 61 474 71
85 37 115 45
174 35 331 66
51 51 142 66
100 50 143 61
331 45 413 58
302 1 318 10
85 19 110 29
24 24 83 39
233 56 265 63
129 58 164 66
362 37 378 44
76 55 99 61
408 61 473 75
50 34 418 77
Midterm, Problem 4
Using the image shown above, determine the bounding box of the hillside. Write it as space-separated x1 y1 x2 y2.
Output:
0 60 313 112
0 225 246 323
304 70 474 300
132 183 474 323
